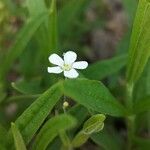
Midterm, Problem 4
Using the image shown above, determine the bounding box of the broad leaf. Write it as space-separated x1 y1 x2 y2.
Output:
11 123 26 150
127 0 150 84
32 114 76 150
63 79 127 117
83 55 127 80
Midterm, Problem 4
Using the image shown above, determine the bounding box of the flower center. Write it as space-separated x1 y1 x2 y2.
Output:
62 64 72 71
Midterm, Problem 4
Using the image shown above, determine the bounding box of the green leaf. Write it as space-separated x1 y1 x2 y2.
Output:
69 105 88 127
133 60 150 101
32 114 76 150
63 79 127 117
127 0 150 84
134 96 150 114
0 124 7 148
0 12 48 81
11 123 26 150
11 79 43 94
49 0 58 51
26 0 47 16
7 82 62 146
72 114 105 148
91 128 123 150
72 131 89 148
83 114 105 134
83 55 127 80
58 0 88 36
0 145 6 150
122 0 138 25
133 136 150 150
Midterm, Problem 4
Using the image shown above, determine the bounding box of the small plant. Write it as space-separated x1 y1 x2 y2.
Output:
0 0 150 150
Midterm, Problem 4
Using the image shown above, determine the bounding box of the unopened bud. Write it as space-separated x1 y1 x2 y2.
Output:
63 101 69 108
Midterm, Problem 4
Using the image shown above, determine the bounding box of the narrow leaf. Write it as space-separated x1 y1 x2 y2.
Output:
7 82 62 147
11 123 26 150
83 55 127 80
26 0 47 16
32 114 76 150
0 13 48 81
11 79 43 94
127 0 150 84
49 0 58 51
63 79 127 117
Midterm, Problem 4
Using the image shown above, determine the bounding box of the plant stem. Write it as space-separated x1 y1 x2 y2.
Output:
126 83 135 150
60 77 73 150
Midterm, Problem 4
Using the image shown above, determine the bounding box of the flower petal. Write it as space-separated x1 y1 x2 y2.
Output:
64 69 79 78
72 61 88 69
64 51 77 64
47 67 63 74
49 54 64 66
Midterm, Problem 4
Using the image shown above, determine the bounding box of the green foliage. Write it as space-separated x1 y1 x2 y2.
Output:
91 128 123 150
0 0 150 149
63 79 128 117
83 114 105 134
72 131 89 148
72 114 105 148
127 0 150 85
133 136 150 150
49 0 58 51
133 96 150 114
83 55 127 80
10 82 62 145
12 79 43 94
32 114 76 150
11 123 26 150
0 13 48 81
26 0 47 16
0 124 7 148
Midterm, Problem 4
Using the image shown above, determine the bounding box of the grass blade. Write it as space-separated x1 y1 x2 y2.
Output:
0 13 48 81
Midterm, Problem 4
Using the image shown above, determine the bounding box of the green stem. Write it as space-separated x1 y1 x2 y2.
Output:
59 131 73 150
126 83 135 150
60 77 73 150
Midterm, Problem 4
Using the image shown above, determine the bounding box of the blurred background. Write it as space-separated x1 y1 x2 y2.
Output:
0 0 137 136
1 0 150 149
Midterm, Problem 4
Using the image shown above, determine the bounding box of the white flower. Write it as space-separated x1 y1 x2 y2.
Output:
47 51 88 78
